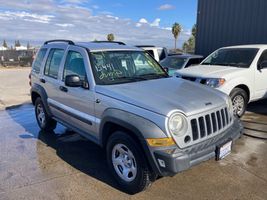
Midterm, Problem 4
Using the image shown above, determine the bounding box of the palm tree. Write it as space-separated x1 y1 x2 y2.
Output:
172 22 182 49
107 33 115 41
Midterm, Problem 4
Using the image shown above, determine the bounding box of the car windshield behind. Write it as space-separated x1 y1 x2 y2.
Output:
160 57 187 69
90 51 168 85
201 48 259 68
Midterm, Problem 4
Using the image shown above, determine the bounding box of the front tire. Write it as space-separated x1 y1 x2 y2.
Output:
106 131 153 194
230 88 248 117
35 97 57 131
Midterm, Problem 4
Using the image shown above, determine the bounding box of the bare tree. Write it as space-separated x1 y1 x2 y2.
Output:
3 40 7 48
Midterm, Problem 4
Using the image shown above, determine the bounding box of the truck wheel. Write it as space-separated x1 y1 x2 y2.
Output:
106 131 153 194
35 97 57 131
230 88 248 117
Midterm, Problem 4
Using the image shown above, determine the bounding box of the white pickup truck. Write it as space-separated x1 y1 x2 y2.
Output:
176 45 267 117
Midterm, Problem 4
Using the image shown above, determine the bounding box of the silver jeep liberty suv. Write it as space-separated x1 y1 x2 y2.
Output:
30 40 243 194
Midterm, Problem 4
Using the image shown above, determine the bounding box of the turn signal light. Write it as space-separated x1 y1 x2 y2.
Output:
146 137 176 147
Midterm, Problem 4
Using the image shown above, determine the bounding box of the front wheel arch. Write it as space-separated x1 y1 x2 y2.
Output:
230 87 249 117
230 84 250 102
100 119 161 176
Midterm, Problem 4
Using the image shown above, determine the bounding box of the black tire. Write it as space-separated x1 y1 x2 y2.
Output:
106 131 153 194
35 97 57 131
230 88 248 117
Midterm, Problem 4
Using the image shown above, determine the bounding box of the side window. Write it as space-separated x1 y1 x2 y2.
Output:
32 48 47 73
158 48 167 60
63 51 86 81
44 49 64 79
258 50 267 67
145 50 155 58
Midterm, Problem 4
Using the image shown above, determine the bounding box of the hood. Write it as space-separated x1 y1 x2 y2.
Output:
177 65 246 78
95 78 227 116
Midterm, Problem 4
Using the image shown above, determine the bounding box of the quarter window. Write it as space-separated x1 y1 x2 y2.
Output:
32 48 47 73
63 51 86 81
44 49 64 79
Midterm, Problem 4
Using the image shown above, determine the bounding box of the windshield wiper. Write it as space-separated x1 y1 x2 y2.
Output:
204 63 239 67
139 73 169 78
112 76 147 81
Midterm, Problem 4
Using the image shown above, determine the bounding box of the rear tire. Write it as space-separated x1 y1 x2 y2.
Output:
35 97 57 131
230 88 248 117
106 131 153 194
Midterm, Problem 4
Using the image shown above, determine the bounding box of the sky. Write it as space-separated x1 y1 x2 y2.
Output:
0 0 198 48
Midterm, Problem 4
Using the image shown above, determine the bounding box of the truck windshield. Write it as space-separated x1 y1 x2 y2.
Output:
160 57 187 69
201 48 259 68
89 51 169 85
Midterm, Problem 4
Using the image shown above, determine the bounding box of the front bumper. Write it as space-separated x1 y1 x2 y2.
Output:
152 118 243 176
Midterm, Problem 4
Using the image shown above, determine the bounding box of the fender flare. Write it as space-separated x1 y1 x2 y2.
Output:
99 109 168 175
31 83 52 116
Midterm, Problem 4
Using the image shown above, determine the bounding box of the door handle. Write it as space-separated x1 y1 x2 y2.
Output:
59 86 68 92
40 78 46 83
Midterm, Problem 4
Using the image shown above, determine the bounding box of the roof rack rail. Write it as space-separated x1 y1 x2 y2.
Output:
92 41 126 45
44 39 75 45
135 45 155 48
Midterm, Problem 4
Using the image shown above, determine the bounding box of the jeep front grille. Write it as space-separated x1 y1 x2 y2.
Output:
190 107 231 141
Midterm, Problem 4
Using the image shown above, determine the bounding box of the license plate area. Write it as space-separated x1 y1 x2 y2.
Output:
216 140 232 161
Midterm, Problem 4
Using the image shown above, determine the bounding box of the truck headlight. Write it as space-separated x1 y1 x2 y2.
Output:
205 78 225 88
167 113 188 137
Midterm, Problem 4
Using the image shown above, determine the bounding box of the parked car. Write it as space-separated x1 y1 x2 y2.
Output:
160 54 203 76
30 40 243 194
135 45 168 62
175 45 267 117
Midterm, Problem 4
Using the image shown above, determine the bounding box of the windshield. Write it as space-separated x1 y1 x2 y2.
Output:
201 48 259 68
89 51 168 85
160 57 187 69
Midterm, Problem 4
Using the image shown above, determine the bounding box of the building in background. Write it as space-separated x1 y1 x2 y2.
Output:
195 0 267 57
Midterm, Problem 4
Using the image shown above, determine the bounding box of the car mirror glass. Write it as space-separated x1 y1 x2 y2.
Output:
65 74 82 87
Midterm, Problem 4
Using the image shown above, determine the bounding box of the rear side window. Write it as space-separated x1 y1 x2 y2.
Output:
44 49 64 79
32 48 47 73
145 50 155 58
63 51 86 81
158 48 167 60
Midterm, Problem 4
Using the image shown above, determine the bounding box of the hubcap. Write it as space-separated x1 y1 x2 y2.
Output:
112 144 137 182
36 104 46 127
232 95 245 116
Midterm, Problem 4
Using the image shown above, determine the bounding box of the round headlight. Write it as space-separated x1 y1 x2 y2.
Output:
168 113 188 137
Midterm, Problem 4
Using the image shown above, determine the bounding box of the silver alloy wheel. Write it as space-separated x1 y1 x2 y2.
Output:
232 95 245 116
36 103 46 127
112 144 137 182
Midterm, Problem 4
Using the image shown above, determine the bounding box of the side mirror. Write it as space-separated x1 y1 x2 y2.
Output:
258 60 267 70
65 75 82 87
163 67 169 73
